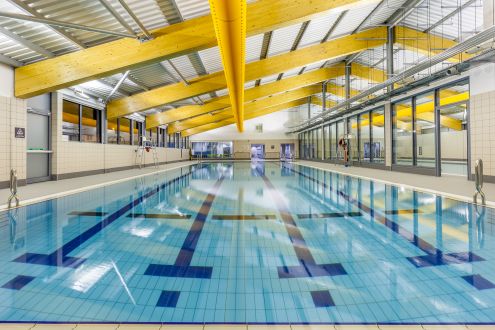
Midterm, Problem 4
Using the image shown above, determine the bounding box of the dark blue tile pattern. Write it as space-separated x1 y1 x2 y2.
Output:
2 275 35 290
311 290 335 307
145 176 224 279
258 171 347 279
14 171 193 269
156 290 180 307
211 214 276 220
462 274 495 290
127 213 191 219
287 165 484 268
384 209 421 215
68 211 108 216
297 212 362 219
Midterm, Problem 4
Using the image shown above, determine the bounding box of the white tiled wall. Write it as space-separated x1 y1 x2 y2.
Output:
470 89 495 176
51 92 189 177
0 95 27 184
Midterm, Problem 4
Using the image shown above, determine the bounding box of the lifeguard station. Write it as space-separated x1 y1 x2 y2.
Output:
135 135 159 169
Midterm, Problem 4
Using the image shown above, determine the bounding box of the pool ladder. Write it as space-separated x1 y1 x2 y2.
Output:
7 169 20 208
473 159 486 205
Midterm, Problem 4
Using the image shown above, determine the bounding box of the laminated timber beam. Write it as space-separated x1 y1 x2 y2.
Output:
108 27 385 119
146 67 344 129
395 26 473 63
208 0 247 132
15 0 369 98
311 97 338 108
167 85 321 133
181 99 308 137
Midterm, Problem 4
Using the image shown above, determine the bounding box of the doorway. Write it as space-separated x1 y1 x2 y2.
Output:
26 95 51 184
280 143 294 160
250 144 265 160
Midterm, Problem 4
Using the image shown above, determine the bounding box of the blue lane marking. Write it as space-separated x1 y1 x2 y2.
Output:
462 274 495 290
258 171 347 279
311 290 335 307
145 177 225 279
287 165 484 268
1 275 35 290
13 170 193 269
156 290 181 307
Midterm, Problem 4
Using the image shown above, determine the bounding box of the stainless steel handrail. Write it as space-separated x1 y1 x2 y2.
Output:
8 169 20 208
473 159 486 205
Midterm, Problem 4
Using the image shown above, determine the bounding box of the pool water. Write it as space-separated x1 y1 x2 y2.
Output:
0 161 494 324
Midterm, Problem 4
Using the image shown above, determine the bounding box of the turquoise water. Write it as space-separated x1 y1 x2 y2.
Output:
0 161 494 324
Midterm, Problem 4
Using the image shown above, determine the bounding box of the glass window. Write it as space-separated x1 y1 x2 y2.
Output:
81 106 100 143
324 125 331 160
107 117 118 144
371 107 385 163
316 128 322 159
119 118 131 145
329 123 336 159
62 100 80 141
359 113 370 162
348 116 358 161
393 98 413 165
439 81 469 176
133 121 142 145
415 92 435 168
336 121 344 160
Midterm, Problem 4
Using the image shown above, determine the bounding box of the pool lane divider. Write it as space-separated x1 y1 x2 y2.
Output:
257 170 347 279
287 165 485 268
145 177 225 280
12 168 195 269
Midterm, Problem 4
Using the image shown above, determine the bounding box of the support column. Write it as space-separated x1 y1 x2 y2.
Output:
384 102 393 168
386 27 395 93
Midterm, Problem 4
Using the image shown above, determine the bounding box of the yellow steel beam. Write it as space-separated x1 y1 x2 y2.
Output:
208 0 246 132
168 85 321 133
146 67 344 128
108 27 385 119
416 112 462 131
351 63 387 83
395 26 472 63
15 0 369 98
181 99 307 137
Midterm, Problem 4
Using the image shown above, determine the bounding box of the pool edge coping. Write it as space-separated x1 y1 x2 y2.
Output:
297 160 495 209
0 161 195 211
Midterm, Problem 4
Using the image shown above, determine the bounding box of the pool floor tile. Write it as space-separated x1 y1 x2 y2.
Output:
290 325 336 330
161 325 204 330
118 325 162 330
248 325 291 330
0 324 35 330
421 326 469 330
334 326 379 330
204 325 247 330
74 325 119 329
33 324 76 330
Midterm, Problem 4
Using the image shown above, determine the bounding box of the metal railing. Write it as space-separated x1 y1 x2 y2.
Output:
8 169 20 208
473 159 486 205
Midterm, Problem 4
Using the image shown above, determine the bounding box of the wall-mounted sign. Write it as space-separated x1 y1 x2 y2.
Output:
15 127 25 138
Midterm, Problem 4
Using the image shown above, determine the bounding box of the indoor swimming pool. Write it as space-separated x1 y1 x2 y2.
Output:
0 161 494 324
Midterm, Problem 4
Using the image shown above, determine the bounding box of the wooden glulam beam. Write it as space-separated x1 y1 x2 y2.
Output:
15 0 369 98
168 85 321 133
108 27 386 119
208 0 247 132
395 26 473 63
181 99 308 137
146 67 344 129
